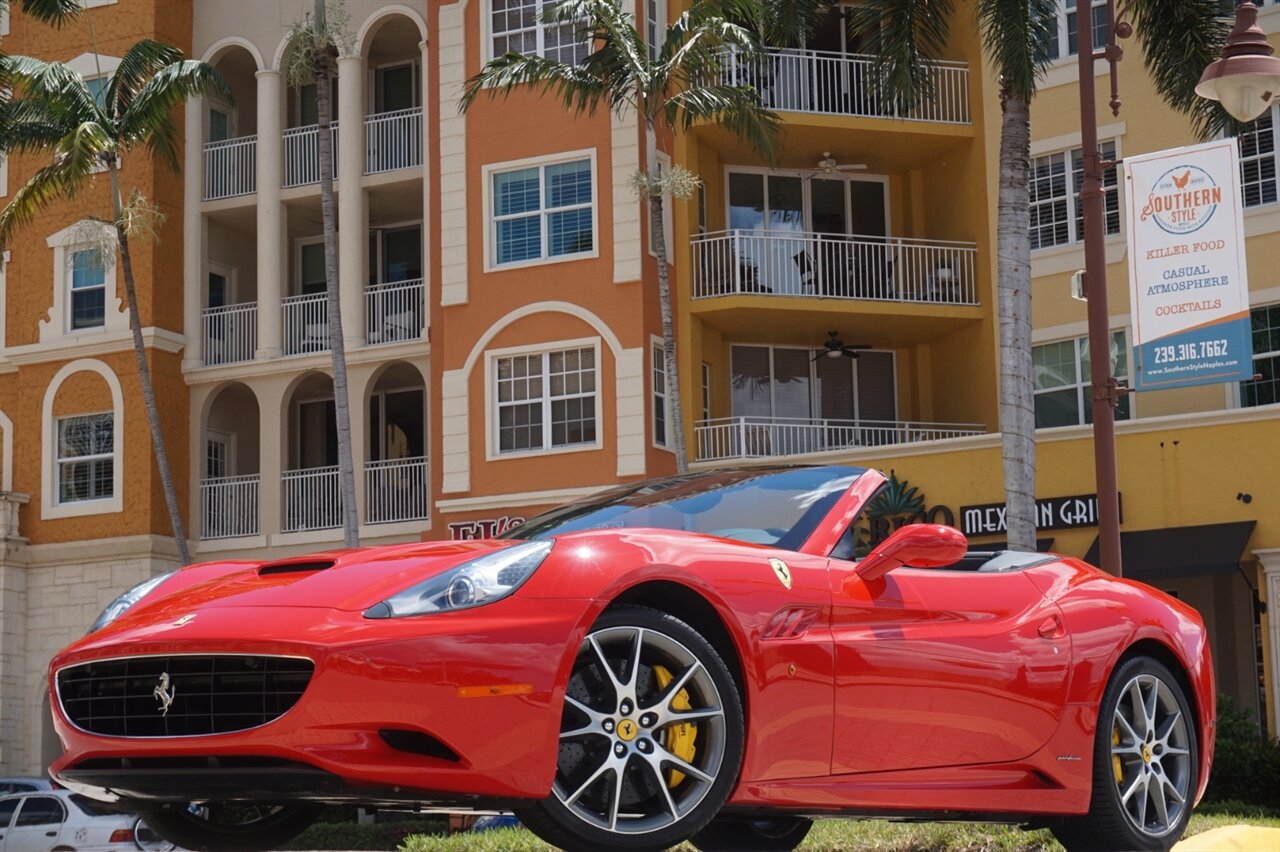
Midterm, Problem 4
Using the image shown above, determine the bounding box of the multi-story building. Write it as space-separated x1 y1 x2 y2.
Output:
0 0 1277 779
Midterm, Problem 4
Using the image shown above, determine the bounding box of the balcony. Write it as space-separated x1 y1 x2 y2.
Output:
282 293 329 356
201 474 260 539
365 107 423 175
365 278 425 345
202 303 258 366
724 48 970 125
203 136 257 200
282 465 342 533
283 124 339 188
365 457 429 524
692 230 979 305
696 416 986 461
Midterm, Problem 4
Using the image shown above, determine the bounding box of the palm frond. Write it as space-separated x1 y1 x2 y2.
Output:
17 0 81 26
119 59 230 169
0 147 95 248
104 40 186 118
1128 0 1235 140
666 82 781 162
460 51 611 115
849 0 954 111
4 54 101 124
752 0 833 47
543 0 651 85
0 96 70 155
976 0 1057 101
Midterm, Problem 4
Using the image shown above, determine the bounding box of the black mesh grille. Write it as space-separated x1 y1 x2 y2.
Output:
57 655 313 737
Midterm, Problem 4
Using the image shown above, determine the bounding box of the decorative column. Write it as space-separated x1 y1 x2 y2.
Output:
1257 548 1280 737
255 70 284 359
419 39 431 335
337 54 366 352
182 98 203 370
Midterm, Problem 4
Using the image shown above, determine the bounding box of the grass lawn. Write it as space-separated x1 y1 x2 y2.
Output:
393 803 1280 851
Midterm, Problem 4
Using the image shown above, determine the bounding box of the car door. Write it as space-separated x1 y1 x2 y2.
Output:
828 560 1071 775
4 796 66 852
0 798 20 852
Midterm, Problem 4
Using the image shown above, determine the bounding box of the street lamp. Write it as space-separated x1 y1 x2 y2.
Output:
1196 1 1280 123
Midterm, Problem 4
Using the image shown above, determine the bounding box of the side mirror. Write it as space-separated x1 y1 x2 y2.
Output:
853 524 968 583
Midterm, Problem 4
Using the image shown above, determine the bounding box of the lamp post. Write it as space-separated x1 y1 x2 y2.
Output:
1077 1 1280 578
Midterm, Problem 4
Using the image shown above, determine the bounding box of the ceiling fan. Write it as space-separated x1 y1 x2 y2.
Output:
815 151 867 173
813 331 873 361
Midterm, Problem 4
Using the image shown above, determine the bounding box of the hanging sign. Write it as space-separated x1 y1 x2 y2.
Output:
1123 139 1252 390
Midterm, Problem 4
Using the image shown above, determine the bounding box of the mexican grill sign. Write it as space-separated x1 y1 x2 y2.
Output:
1123 139 1252 390
961 493 1122 537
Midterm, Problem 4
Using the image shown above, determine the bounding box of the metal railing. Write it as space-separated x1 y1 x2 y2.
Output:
724 47 970 124
201 474 260 539
282 293 329 356
201 303 257 366
695 416 986 461
282 465 342 532
692 230 978 305
365 107 423 175
283 123 339 188
365 278 425 345
203 136 257 200
365 456 429 524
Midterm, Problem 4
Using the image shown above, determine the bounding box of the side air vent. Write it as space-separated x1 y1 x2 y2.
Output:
259 560 334 576
762 606 820 640
379 729 462 763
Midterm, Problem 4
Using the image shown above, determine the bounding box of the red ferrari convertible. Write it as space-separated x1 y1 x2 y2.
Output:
48 466 1213 852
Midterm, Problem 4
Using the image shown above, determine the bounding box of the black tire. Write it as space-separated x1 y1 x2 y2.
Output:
692 815 814 851
132 815 175 851
516 605 745 851
139 802 320 852
1052 656 1198 852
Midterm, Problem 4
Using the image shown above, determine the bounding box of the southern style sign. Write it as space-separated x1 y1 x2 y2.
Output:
1123 139 1252 390
960 493 1122 537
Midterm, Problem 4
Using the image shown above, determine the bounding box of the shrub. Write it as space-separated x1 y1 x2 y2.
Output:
1203 694 1280 807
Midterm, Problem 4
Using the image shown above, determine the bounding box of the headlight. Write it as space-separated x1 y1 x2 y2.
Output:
364 540 553 619
89 571 178 634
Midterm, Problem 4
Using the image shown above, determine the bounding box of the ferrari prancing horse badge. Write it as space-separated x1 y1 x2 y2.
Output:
769 558 792 590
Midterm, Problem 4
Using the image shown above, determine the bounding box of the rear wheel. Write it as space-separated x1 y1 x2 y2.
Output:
140 802 319 852
1052 656 1197 852
692 815 814 850
516 605 744 851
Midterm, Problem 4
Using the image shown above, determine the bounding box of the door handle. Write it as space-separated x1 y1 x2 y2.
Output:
1038 615 1066 640
46 829 57 836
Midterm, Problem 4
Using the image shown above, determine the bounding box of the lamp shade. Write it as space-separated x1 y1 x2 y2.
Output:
1196 2 1280 123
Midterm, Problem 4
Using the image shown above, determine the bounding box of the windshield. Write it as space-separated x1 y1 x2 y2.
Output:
502 466 867 550
69 794 116 817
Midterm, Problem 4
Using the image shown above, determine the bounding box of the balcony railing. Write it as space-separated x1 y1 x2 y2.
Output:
283 123 339 188
365 456 429 524
692 230 978 305
282 292 329 356
696 416 986 461
365 278 425 345
282 465 342 532
365 107 423 175
724 47 970 124
203 136 257 200
201 303 257 366
201 474 260 539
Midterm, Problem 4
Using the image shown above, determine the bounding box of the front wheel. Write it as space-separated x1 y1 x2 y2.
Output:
516 605 744 851
140 802 319 852
692 815 814 850
1052 656 1198 852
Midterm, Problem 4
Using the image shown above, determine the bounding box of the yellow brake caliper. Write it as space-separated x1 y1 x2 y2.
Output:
653 665 697 787
1112 723 1124 784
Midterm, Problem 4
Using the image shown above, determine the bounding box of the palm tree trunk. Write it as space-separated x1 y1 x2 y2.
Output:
108 166 192 565
995 88 1036 552
649 193 688 473
314 47 360 548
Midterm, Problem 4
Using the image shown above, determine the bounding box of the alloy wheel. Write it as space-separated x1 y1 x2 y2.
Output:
1110 673 1193 838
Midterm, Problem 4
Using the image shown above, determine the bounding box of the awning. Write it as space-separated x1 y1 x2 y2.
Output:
1083 521 1257 579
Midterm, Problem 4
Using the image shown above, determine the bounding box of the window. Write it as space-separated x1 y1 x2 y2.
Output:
652 343 668 447
1030 140 1119 249
491 157 594 266
373 62 420 113
701 362 711 421
731 345 897 423
1237 104 1277 208
69 248 106 329
495 346 597 454
296 80 338 127
1033 330 1131 427
297 240 326 295
208 104 231 142
56 413 114 503
0 799 16 828
1045 0 1109 61
490 0 587 64
646 0 666 62
1240 304 1279 407
86 75 108 107
15 796 65 826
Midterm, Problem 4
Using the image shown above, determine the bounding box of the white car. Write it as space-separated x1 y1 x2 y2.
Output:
0 790 151 852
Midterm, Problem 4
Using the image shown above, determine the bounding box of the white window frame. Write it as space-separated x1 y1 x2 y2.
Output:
1030 139 1121 250
651 336 670 450
55 413 116 505
723 164 893 236
0 6 8 37
206 260 237 308
206 429 235 479
1047 0 1109 62
484 337 603 460
728 343 898 422
367 219 423 285
484 0 589 64
482 148 599 272
368 59 422 113
41 220 126 343
68 247 109 332
1237 302 1279 408
646 0 667 62
1236 104 1278 209
1032 328 1133 427
295 236 330 295
41 359 125 520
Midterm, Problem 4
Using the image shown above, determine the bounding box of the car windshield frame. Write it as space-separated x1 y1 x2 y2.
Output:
501 465 869 551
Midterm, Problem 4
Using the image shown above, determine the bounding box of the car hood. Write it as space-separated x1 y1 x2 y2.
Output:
124 539 518 622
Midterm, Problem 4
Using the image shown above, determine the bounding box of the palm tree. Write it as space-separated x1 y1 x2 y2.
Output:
461 0 780 473
282 0 359 547
0 41 230 565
